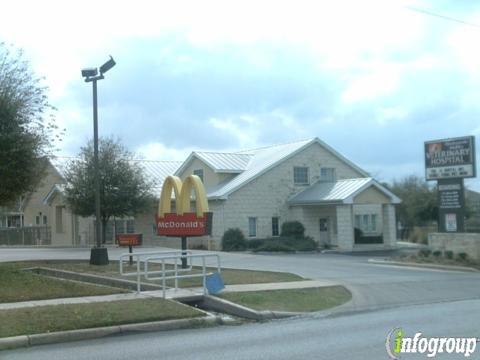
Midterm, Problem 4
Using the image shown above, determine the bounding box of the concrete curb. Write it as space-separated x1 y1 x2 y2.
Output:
0 315 228 351
368 259 479 272
202 295 302 320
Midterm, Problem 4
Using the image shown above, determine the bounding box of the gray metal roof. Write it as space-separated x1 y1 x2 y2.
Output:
194 152 253 172
207 139 315 198
288 177 401 205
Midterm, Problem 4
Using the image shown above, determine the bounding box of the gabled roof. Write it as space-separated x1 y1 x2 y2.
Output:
207 138 369 199
175 151 253 175
288 177 401 205
43 184 66 205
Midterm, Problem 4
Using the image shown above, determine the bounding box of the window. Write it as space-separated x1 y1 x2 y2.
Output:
320 167 336 182
248 217 257 237
35 216 40 225
193 169 204 183
355 214 377 233
293 167 309 185
126 220 135 233
43 215 48 225
55 206 64 233
272 217 279 236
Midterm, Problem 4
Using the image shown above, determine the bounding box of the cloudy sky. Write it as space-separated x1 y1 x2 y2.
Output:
2 0 480 189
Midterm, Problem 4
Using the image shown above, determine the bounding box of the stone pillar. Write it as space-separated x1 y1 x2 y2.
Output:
382 204 397 248
336 205 354 251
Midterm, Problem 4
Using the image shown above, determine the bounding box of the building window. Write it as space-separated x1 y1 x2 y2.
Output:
55 206 64 233
193 169 204 183
355 214 377 233
293 167 309 185
126 220 135 233
248 217 257 237
35 216 40 225
320 168 336 182
272 217 279 236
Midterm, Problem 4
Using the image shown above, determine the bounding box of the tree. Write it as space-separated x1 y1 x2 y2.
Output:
64 137 153 244
388 175 438 229
0 42 61 206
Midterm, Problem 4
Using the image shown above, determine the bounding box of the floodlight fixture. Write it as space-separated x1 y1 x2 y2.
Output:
81 68 98 78
99 56 116 74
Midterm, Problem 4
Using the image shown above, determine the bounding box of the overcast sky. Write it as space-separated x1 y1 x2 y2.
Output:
2 0 480 189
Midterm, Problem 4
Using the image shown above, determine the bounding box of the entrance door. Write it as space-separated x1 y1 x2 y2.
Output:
319 218 330 244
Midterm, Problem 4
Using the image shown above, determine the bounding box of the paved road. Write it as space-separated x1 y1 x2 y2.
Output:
4 299 480 359
2 247 479 312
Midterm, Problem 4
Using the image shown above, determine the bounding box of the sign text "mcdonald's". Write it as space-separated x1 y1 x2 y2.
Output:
156 175 213 237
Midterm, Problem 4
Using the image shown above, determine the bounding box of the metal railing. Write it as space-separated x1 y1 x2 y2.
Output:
118 250 221 297
145 253 221 298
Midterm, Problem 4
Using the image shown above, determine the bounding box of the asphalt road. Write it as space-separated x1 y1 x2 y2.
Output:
4 299 480 360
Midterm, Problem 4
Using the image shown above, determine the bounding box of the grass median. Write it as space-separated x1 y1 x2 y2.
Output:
218 286 352 312
0 298 203 338
0 263 125 303
11 260 305 288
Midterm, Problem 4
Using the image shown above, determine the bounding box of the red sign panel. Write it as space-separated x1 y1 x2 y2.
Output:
116 234 142 246
156 212 212 237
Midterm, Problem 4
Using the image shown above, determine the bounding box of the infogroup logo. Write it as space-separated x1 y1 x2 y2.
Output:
385 328 479 359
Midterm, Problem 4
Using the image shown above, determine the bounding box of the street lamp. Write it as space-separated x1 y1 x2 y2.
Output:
81 56 116 265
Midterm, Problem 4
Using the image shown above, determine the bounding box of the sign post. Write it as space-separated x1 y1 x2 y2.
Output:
156 175 213 268
425 136 476 233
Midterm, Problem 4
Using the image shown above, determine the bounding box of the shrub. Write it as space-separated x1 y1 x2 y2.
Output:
247 238 264 250
418 249 432 258
280 221 305 238
222 228 247 251
281 235 318 251
432 250 442 258
253 242 294 253
444 250 454 260
457 252 469 262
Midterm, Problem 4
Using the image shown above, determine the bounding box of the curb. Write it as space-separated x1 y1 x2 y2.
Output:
368 259 479 272
0 315 229 351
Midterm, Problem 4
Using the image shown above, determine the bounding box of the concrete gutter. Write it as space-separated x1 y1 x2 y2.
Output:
368 259 479 272
0 315 232 351
202 295 302 321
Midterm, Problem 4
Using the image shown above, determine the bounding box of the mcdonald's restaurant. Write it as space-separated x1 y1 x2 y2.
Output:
12 138 400 251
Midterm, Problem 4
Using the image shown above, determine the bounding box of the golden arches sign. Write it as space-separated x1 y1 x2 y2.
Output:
156 175 212 237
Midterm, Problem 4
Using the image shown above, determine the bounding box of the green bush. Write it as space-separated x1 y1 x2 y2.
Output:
432 250 442 258
418 249 432 258
444 250 454 260
280 221 305 238
457 252 469 262
222 228 247 251
247 238 264 250
280 236 317 251
253 242 294 253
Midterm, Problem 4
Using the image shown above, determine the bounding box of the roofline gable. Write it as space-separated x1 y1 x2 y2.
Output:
174 152 217 177
344 179 402 204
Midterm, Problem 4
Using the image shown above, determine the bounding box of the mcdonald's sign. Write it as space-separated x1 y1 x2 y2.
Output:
156 175 213 237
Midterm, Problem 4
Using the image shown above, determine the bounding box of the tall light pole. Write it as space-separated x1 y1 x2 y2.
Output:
81 56 116 265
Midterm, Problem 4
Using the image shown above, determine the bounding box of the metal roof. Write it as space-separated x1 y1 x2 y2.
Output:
288 177 401 205
194 152 253 173
207 139 316 199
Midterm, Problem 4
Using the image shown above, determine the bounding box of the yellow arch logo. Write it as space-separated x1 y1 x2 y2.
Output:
156 175 212 237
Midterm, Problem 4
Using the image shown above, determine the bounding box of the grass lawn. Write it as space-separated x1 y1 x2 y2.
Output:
0 263 126 303
0 298 203 338
218 286 352 312
12 260 305 287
